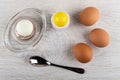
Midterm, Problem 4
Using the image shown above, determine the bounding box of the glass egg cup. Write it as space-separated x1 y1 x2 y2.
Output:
4 8 46 52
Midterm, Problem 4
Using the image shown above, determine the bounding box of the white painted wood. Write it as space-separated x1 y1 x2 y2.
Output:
0 0 120 80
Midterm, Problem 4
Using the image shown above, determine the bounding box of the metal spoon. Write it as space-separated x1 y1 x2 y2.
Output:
29 56 85 74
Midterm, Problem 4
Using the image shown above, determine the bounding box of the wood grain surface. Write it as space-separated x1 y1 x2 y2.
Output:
0 0 120 80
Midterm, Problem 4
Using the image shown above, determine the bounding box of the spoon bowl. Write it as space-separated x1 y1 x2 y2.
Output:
30 56 50 66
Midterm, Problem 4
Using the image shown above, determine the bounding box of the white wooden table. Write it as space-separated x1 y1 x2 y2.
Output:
0 0 120 80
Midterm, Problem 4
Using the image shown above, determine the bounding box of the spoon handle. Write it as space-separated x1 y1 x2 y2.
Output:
51 63 85 74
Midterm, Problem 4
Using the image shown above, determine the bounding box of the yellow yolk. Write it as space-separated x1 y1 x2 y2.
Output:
53 12 69 27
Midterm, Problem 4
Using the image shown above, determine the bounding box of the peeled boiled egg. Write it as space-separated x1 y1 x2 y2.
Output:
15 19 35 40
79 7 99 26
51 11 70 29
73 43 93 63
89 28 110 47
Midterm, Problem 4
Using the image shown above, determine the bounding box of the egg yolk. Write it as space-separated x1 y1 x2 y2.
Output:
53 12 68 27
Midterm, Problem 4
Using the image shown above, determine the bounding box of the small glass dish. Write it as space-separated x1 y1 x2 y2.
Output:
4 8 46 52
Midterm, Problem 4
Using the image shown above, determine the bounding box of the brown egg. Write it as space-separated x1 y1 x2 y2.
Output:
73 43 93 63
79 7 99 26
89 28 110 47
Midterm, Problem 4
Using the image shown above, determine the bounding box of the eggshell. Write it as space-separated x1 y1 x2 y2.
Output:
79 7 99 26
73 43 93 63
89 28 110 47
15 19 35 40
